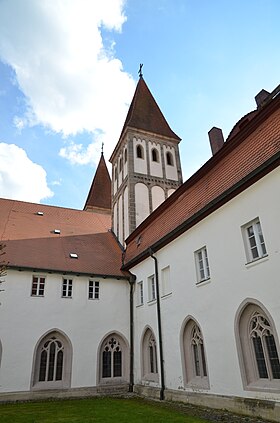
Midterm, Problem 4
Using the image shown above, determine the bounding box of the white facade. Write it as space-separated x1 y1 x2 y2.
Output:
132 167 280 404
0 270 130 394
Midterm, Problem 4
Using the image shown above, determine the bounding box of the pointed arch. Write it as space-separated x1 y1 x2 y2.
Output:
180 316 209 389
141 326 159 382
97 331 129 385
235 298 280 391
31 329 72 390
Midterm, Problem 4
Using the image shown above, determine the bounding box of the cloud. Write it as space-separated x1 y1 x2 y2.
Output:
0 0 135 164
0 143 53 202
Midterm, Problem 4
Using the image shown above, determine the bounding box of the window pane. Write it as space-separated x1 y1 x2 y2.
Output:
56 350 63 381
113 351 122 377
266 335 280 379
39 350 47 381
252 336 268 378
200 344 207 377
149 345 155 373
102 351 111 378
193 344 200 376
48 342 56 381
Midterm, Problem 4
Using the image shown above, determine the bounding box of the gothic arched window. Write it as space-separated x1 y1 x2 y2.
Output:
142 328 159 382
99 333 128 384
181 318 209 389
236 302 280 390
166 151 174 166
32 330 72 389
136 145 144 159
102 337 122 378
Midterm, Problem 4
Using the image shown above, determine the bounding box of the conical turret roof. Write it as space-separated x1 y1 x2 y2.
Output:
121 77 180 140
84 153 111 212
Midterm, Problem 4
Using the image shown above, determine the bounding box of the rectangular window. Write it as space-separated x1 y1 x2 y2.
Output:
31 276 45 296
195 246 210 283
89 280 99 300
137 281 144 305
62 278 72 298
242 218 267 262
161 266 171 296
148 275 156 301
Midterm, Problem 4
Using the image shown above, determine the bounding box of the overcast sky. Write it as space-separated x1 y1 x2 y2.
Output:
0 0 279 208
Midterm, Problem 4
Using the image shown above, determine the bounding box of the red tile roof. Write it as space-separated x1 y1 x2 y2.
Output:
84 153 111 212
0 199 128 278
110 77 180 161
123 94 280 268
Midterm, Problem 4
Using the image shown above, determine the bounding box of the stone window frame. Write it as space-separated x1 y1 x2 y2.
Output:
235 299 280 392
241 218 268 263
194 246 210 284
31 275 46 297
180 316 210 390
141 327 159 383
31 329 72 390
97 331 129 385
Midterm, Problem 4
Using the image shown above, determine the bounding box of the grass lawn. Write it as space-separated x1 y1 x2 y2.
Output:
0 397 210 423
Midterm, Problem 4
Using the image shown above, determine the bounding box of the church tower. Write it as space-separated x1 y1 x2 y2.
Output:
84 151 111 214
110 73 183 245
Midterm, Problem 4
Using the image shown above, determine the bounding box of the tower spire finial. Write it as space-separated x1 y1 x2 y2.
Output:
101 142 104 155
138 63 143 79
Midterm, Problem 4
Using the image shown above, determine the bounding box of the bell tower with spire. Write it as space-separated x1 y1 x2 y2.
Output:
110 69 183 245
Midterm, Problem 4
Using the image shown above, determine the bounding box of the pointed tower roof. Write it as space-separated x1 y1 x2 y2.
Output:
122 77 180 140
110 76 180 161
84 153 111 213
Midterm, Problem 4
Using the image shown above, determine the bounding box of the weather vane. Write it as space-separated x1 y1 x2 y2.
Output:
138 63 143 78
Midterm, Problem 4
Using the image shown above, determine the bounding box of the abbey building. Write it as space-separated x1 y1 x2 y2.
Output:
0 77 280 421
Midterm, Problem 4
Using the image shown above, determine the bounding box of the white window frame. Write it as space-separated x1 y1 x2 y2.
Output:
194 246 210 283
62 278 72 298
31 275 46 297
148 275 156 302
137 281 144 306
242 218 267 263
88 280 100 300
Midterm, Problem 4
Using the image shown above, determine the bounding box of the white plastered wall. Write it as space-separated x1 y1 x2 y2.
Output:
0 271 130 393
123 187 129 241
135 183 149 227
151 186 165 212
118 194 123 245
132 166 280 401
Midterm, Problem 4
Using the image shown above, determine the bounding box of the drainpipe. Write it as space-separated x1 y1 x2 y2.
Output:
149 249 165 401
128 273 136 392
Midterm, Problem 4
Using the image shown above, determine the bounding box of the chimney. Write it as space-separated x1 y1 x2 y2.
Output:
208 127 224 155
255 89 270 109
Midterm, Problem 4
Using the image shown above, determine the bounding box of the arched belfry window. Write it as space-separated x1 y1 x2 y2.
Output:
32 330 72 389
99 333 128 384
236 302 280 390
151 148 159 162
142 328 159 382
119 156 123 173
166 151 174 166
181 318 209 389
136 144 144 159
124 148 127 163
